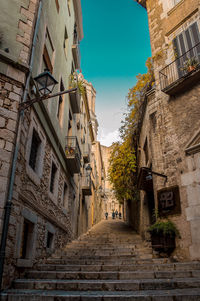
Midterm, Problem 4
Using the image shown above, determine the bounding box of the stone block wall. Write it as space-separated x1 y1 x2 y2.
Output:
137 0 200 260
0 74 23 234
2 106 75 288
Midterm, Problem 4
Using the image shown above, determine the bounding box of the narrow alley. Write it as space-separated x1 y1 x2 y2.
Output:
1 219 200 300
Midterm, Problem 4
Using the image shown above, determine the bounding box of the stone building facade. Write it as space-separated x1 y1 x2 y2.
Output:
135 0 200 260
0 0 103 289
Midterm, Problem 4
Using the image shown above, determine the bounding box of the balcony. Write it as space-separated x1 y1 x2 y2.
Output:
159 43 200 95
82 175 92 196
72 41 81 70
65 137 81 174
69 89 80 114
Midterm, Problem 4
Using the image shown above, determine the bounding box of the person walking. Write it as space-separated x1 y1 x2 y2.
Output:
112 211 115 219
105 212 108 220
115 210 118 218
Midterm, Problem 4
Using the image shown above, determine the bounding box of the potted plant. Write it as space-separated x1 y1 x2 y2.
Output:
183 56 198 73
148 218 180 254
69 73 85 95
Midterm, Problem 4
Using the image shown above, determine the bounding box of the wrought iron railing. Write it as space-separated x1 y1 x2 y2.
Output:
65 136 81 161
159 42 200 91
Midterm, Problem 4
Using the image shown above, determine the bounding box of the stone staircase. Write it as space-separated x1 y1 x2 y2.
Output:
1 219 200 300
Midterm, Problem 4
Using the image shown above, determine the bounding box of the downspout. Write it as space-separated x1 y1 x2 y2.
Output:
0 0 43 290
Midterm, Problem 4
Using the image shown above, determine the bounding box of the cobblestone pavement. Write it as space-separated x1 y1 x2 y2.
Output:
1 219 200 300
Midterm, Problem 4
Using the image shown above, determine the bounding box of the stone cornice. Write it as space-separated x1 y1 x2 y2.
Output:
135 0 147 9
0 50 29 73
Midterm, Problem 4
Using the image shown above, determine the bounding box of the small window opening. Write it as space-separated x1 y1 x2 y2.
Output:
46 231 54 249
143 139 149 165
29 129 41 171
67 0 71 16
55 0 59 12
63 183 68 208
57 79 65 122
50 162 57 193
64 27 69 56
20 219 34 259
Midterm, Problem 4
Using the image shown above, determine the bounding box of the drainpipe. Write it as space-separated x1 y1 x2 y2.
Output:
0 0 43 290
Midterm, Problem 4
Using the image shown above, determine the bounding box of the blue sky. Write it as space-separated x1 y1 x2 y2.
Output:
80 0 151 146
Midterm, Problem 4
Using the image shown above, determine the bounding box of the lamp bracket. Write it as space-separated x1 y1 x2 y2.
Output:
19 87 77 112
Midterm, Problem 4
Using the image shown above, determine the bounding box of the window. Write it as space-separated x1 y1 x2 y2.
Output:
143 139 149 165
50 162 57 193
68 110 72 136
64 27 69 58
57 79 64 123
173 22 200 76
20 219 34 259
63 183 68 209
29 129 41 171
42 29 54 73
173 0 181 6
46 231 54 249
67 0 71 16
55 0 59 12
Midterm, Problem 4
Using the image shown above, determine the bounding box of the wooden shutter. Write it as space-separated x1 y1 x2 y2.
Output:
173 37 183 77
190 22 200 57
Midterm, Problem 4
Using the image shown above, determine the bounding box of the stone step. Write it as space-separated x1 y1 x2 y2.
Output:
2 288 200 300
13 277 200 291
25 270 200 280
57 251 138 256
36 262 200 272
45 258 170 265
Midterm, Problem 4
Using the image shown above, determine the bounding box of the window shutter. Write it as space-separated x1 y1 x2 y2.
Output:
178 33 186 55
185 29 195 58
190 22 200 46
173 37 183 77
172 37 181 58
190 22 200 57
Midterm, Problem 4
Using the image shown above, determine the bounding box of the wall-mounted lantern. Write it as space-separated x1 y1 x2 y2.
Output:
34 70 58 96
85 163 92 176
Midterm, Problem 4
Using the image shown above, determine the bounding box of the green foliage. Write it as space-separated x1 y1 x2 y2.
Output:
182 56 198 70
69 73 85 95
120 58 154 144
148 219 180 237
108 58 154 203
108 140 136 203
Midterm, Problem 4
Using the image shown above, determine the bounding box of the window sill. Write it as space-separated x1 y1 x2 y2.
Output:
48 190 58 204
16 259 33 268
26 164 41 186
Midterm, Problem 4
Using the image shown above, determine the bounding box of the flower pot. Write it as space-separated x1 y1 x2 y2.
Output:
187 66 196 72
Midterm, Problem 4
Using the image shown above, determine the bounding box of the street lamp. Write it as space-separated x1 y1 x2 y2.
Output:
19 71 77 112
34 70 58 96
85 164 92 176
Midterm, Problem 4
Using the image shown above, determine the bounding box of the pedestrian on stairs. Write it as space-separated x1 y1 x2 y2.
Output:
105 212 108 220
112 211 115 219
